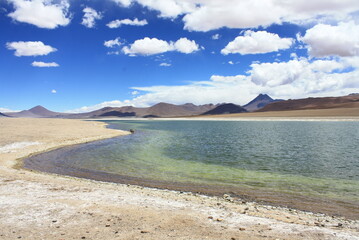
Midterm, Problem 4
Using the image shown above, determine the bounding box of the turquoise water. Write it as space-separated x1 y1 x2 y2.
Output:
28 120 359 203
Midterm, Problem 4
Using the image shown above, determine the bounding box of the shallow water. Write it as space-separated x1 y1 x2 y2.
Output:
25 120 359 216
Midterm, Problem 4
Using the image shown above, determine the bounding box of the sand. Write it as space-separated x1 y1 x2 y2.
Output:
0 118 358 240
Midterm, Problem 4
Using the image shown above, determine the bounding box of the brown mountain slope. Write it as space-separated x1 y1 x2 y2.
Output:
202 103 247 115
65 103 217 118
0 112 10 117
6 105 66 118
258 95 359 112
243 94 283 112
145 102 216 117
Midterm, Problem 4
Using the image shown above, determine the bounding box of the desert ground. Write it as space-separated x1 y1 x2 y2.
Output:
0 118 358 239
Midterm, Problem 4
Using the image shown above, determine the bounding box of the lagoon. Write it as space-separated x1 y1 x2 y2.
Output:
25 120 359 217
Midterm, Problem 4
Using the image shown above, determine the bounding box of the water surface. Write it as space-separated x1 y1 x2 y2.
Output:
25 120 359 218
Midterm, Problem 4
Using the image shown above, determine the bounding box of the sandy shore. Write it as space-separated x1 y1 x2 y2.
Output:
0 118 358 239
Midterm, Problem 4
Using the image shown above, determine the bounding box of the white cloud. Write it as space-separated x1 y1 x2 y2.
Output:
122 37 200 56
51 89 57 93
68 55 359 112
182 0 359 32
310 60 344 73
173 37 199 54
299 21 359 58
221 30 294 55
212 34 220 40
183 0 283 32
123 37 173 56
104 37 122 48
247 58 355 97
290 53 298 59
106 18 148 28
159 63 171 67
81 7 102 28
108 0 359 32
228 61 234 65
32 61 59 67
112 0 133 7
136 0 195 18
6 41 57 57
131 90 139 95
0 107 20 113
8 0 70 29
66 100 131 113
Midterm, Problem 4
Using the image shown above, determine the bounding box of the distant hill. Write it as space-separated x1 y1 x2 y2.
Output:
243 94 283 112
258 95 359 112
0 112 10 117
66 103 217 118
202 103 247 115
145 102 216 117
6 105 66 118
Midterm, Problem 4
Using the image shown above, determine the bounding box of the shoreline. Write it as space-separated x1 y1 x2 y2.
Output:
88 116 359 122
24 139 359 220
0 118 358 239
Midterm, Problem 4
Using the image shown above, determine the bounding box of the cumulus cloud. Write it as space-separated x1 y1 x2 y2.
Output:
122 37 200 56
106 18 148 28
66 100 131 113
0 107 20 112
159 63 171 67
107 0 359 32
212 34 220 40
299 21 359 58
81 7 102 28
136 0 195 18
8 0 70 29
123 37 172 56
68 56 359 112
51 89 57 93
185 0 359 31
173 38 199 54
104 37 122 48
221 30 294 55
112 0 133 7
31 61 59 67
114 0 358 32
6 41 57 57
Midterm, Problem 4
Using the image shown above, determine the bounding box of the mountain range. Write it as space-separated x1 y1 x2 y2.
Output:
258 94 359 112
66 102 218 118
5 105 67 118
2 94 358 118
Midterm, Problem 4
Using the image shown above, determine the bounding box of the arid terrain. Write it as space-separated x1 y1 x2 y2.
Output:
0 118 358 239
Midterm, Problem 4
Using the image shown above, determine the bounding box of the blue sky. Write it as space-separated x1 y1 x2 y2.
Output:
1 0 359 113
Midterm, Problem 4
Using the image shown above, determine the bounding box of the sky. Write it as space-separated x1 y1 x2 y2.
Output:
1 0 359 113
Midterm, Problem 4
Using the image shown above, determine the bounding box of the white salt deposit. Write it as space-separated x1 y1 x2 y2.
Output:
0 142 41 153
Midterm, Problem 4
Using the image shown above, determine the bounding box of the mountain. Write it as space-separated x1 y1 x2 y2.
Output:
0 112 10 117
243 94 283 112
6 105 66 118
145 102 216 117
258 94 359 112
65 103 217 118
202 103 247 115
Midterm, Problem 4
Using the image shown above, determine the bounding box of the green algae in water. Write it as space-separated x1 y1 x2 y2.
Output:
61 120 359 202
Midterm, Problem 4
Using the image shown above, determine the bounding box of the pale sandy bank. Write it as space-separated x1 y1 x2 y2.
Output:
0 118 358 240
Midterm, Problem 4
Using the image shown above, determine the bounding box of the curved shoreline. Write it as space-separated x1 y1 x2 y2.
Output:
0 118 358 239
